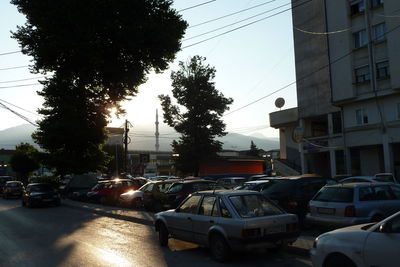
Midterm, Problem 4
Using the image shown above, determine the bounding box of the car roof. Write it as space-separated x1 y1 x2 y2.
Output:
244 180 271 184
5 180 21 183
325 182 394 188
192 189 262 196
277 174 323 180
27 183 53 186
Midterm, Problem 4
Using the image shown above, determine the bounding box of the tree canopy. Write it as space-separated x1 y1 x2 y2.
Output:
12 0 187 175
10 143 40 184
247 140 260 157
159 56 233 175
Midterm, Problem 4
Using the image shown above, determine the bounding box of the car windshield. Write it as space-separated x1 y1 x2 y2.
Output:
91 183 107 190
314 187 354 202
229 194 284 218
31 184 54 192
262 180 295 194
167 183 183 193
7 182 21 187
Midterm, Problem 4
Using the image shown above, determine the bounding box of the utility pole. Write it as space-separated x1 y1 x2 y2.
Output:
123 119 129 173
155 109 160 152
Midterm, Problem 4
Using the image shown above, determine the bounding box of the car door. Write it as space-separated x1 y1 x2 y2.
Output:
167 195 201 243
363 214 400 267
192 195 219 245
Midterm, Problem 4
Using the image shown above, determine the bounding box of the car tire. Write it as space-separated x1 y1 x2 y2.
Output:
210 233 231 262
22 200 26 207
158 223 169 246
100 196 107 205
26 200 33 208
324 253 356 267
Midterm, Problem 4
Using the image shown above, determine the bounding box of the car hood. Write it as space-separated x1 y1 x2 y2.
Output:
318 223 373 241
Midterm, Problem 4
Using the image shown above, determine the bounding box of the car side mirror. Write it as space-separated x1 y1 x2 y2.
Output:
379 221 392 233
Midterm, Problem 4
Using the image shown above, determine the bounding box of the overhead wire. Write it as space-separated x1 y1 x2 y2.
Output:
224 22 400 117
0 75 48 84
0 83 41 89
177 0 216 12
182 0 312 49
0 102 38 126
183 0 293 41
188 0 277 28
0 98 41 117
0 65 29 71
0 50 21 56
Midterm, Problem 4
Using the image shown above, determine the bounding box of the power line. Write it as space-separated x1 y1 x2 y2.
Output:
0 65 29 71
178 0 216 12
224 22 400 117
0 83 41 89
0 98 41 117
0 75 48 84
184 0 292 41
0 102 38 126
188 0 277 28
182 0 312 49
0 50 21 56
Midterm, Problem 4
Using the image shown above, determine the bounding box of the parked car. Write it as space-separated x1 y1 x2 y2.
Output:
118 180 176 209
217 177 246 189
306 182 400 228
310 210 400 267
234 180 275 192
87 179 139 205
164 180 218 209
261 175 337 222
0 176 13 194
375 173 398 183
22 183 61 208
154 190 299 262
2 181 23 199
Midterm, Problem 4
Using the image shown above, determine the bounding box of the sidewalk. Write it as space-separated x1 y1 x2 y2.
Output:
62 199 314 256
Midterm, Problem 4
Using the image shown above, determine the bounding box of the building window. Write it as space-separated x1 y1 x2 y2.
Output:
355 66 370 84
371 0 384 8
356 109 368 125
373 23 386 42
376 61 390 79
354 30 367 48
350 0 365 15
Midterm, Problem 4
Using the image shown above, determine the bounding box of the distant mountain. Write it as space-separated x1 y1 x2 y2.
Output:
0 124 279 152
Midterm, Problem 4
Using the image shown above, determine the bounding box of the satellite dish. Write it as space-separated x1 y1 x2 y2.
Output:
275 97 285 109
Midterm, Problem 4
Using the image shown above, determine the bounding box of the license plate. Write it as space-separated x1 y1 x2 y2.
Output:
317 207 335 215
264 225 285 235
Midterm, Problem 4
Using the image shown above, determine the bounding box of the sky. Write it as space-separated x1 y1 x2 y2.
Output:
0 0 298 140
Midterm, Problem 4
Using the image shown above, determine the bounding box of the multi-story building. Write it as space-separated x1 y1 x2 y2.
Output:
270 0 400 178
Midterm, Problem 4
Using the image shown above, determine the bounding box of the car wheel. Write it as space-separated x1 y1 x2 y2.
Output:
158 223 169 246
26 200 33 208
210 233 231 262
22 200 26 207
324 253 356 267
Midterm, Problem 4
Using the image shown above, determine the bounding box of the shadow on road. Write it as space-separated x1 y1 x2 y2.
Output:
0 199 97 267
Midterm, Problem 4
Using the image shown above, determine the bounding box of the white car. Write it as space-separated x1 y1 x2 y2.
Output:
311 210 400 267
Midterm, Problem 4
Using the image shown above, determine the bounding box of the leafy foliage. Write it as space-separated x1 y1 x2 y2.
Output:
12 0 187 174
247 140 260 157
159 56 233 175
10 143 40 184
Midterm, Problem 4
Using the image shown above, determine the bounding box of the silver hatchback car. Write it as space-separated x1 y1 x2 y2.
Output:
154 190 299 261
306 182 400 228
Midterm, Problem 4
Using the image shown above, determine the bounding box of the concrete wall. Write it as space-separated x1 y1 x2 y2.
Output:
291 0 339 118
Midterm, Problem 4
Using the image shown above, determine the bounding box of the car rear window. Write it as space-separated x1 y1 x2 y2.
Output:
167 183 183 193
262 180 296 194
7 182 21 187
229 194 284 218
313 187 354 202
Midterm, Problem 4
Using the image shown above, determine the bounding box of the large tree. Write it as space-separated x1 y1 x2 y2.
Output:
159 56 233 175
10 143 40 184
12 0 187 175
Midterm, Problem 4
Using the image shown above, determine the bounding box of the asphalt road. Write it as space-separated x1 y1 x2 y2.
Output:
0 198 312 267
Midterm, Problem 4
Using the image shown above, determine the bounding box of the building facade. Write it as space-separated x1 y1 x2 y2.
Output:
270 0 400 178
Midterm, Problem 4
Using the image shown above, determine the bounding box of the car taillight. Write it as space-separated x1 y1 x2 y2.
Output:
288 200 298 207
344 205 356 217
242 228 262 238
